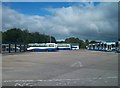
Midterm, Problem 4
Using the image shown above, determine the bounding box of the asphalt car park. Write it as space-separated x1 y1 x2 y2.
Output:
2 50 118 86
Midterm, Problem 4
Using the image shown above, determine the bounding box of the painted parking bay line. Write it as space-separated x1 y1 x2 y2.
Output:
70 61 83 68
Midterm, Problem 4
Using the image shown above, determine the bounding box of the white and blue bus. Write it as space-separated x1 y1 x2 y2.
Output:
106 42 116 52
27 43 57 52
71 44 80 50
57 43 71 50
87 41 120 53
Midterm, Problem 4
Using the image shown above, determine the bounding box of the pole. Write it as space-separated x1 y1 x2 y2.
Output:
50 35 51 43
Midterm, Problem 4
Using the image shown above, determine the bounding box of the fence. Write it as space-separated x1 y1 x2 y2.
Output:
1 44 28 54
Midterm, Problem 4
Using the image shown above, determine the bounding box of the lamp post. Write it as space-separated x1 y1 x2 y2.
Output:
50 35 51 43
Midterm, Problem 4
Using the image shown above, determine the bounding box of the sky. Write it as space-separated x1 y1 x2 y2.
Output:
1 2 118 41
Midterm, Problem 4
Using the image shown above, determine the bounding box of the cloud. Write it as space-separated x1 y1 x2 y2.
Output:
2 2 118 41
2 0 119 2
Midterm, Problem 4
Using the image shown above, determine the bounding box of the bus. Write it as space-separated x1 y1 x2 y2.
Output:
105 42 116 52
27 43 57 52
57 43 71 50
71 44 80 50
86 41 120 53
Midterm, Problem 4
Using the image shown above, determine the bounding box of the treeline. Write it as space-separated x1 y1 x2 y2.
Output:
57 37 98 48
2 28 56 44
2 28 98 48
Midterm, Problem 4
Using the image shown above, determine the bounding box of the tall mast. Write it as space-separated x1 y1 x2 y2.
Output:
50 35 51 43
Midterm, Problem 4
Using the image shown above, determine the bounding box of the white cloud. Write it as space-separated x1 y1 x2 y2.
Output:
2 0 119 2
2 2 118 41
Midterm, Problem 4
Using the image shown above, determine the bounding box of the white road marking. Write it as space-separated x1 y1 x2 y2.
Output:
3 77 118 86
70 61 83 67
92 76 118 80
3 79 81 83
3 76 118 83
107 76 118 79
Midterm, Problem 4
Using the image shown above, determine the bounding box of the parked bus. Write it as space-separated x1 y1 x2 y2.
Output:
71 44 80 50
27 43 57 52
104 42 116 52
57 43 71 50
87 41 120 53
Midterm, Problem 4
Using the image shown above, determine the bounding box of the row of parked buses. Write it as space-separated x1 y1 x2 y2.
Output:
1 43 80 53
27 43 80 52
86 41 120 53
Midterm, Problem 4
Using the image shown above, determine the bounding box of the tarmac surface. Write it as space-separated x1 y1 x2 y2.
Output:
2 50 118 86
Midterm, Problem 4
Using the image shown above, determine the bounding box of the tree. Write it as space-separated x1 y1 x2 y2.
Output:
89 40 97 44
2 28 23 43
2 28 56 44
65 37 80 43
65 37 86 48
85 39 89 45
